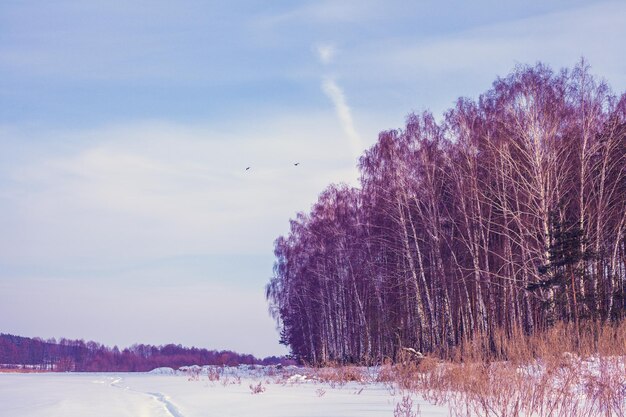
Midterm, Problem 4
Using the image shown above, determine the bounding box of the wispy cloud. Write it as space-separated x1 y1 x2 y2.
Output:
0 116 357 266
321 77 363 158
255 0 383 27
342 1 626 86
315 43 336 65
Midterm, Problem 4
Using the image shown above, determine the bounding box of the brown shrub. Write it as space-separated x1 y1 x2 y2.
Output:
312 364 365 387
393 321 626 417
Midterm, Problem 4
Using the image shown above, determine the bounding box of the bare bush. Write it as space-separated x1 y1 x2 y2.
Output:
394 395 420 417
249 381 266 394
206 367 221 382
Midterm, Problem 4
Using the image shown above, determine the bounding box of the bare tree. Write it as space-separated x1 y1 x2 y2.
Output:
267 62 626 364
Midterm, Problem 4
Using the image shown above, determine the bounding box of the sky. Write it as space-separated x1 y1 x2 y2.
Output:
1 0 625 358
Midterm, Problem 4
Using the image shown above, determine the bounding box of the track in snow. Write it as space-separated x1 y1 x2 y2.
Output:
146 392 185 417
109 376 184 417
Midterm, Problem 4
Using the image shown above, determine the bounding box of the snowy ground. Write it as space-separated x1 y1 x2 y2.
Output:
0 367 449 417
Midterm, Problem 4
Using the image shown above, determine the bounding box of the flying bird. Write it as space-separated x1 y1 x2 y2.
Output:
294 162 300 166
245 167 250 171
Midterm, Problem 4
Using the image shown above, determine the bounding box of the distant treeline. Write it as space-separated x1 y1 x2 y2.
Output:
0 333 291 371
266 61 626 364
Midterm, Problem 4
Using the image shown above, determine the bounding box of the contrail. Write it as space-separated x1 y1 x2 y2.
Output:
322 77 363 159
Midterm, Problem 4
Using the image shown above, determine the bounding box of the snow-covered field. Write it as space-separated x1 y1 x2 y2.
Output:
0 367 448 417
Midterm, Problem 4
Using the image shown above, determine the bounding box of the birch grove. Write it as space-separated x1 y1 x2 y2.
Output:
266 62 626 364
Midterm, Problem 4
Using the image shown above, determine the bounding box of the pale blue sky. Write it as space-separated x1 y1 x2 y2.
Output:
1 0 625 357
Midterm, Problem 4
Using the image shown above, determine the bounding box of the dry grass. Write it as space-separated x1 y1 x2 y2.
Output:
410 355 625 417
449 321 626 365
309 364 366 387
393 320 626 417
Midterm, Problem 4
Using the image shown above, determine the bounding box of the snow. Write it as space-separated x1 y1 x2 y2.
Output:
0 368 449 417
287 373 308 383
149 367 176 375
